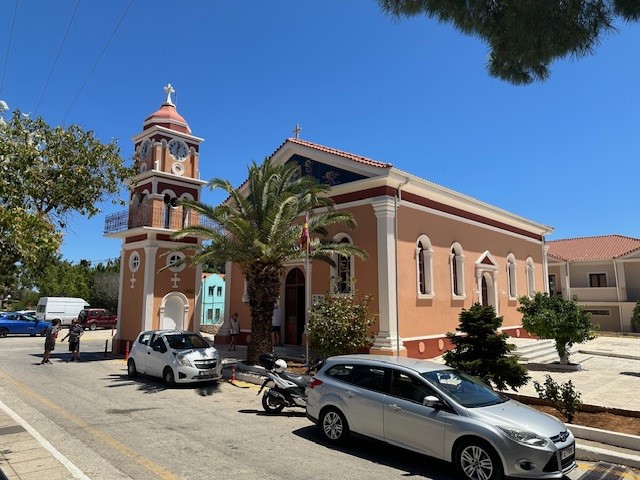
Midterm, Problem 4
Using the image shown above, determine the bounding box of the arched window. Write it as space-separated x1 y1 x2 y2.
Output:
507 253 517 299
526 257 535 297
450 242 465 298
416 235 434 298
331 235 354 294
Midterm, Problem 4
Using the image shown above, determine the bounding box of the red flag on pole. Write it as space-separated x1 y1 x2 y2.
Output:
299 214 309 253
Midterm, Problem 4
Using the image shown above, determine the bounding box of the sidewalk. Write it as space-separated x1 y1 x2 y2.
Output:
0 401 80 480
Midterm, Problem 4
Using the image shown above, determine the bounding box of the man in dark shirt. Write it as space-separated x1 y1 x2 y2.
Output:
40 319 60 364
61 318 84 362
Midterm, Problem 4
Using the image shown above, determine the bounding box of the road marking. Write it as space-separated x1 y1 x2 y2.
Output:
0 370 180 480
0 398 90 480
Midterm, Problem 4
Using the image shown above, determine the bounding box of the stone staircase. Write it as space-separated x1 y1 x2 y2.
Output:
510 339 560 365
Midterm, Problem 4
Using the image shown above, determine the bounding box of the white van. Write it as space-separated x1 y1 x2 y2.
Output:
35 297 89 327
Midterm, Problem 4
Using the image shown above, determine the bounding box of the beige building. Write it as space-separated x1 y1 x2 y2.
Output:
104 85 206 353
222 138 553 358
547 235 640 332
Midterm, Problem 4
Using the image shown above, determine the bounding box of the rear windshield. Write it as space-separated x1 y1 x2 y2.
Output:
165 334 209 350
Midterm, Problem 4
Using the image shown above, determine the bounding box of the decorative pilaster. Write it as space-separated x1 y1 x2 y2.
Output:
370 197 406 355
143 246 158 331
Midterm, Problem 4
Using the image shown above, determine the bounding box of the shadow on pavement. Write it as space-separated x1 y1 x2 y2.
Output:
31 350 122 364
292 425 456 479
103 373 222 396
238 408 307 418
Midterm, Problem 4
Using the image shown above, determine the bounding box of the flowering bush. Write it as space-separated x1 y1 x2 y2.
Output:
308 291 377 359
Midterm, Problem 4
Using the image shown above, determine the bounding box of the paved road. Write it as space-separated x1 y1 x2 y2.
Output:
0 330 622 479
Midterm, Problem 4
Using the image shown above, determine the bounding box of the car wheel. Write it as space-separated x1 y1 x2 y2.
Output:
127 359 138 378
40 328 47 336
0 328 8 338
454 439 503 480
320 408 349 443
89 323 97 331
262 391 285 414
163 367 175 387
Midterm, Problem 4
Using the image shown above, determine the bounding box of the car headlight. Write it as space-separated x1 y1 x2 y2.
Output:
176 354 193 367
497 426 549 448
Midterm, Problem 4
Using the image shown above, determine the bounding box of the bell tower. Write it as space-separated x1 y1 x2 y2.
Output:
105 84 207 353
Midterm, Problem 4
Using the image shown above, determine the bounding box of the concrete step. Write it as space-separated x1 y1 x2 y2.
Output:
510 340 560 364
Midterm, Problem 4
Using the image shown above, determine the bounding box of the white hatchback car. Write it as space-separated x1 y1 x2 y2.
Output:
127 330 222 386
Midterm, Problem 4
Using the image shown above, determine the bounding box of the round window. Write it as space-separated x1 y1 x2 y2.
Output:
129 251 141 272
167 251 186 272
171 163 184 176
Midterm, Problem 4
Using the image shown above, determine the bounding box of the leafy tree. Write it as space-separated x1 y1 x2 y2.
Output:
89 260 120 312
378 0 640 85
308 290 377 359
0 110 134 282
173 158 368 364
631 300 640 332
35 259 92 300
443 303 529 391
518 293 598 365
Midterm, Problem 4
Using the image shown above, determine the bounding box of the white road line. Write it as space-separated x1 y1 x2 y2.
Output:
0 399 90 480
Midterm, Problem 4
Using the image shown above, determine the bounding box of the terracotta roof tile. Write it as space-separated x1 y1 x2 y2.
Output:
271 138 393 169
547 235 640 261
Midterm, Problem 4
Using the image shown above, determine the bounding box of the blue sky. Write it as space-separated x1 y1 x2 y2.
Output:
1 1 639 264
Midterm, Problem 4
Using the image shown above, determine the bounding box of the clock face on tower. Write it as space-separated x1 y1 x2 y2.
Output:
138 139 152 161
168 139 188 161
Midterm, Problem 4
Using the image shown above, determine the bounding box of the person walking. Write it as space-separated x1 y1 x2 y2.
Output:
271 305 282 347
40 319 61 364
61 318 84 362
229 313 240 351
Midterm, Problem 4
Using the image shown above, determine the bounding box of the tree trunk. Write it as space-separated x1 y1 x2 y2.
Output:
245 264 281 365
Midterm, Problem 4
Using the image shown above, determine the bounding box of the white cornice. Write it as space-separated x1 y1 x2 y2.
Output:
132 169 208 186
132 125 205 144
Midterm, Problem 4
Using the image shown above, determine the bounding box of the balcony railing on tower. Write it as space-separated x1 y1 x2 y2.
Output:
104 205 220 235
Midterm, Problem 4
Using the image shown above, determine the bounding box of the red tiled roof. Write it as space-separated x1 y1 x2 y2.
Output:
547 235 640 261
271 138 393 169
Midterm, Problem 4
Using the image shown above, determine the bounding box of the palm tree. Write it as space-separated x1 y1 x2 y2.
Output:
174 158 368 364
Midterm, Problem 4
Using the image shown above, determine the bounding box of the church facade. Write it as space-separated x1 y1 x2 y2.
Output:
222 138 553 358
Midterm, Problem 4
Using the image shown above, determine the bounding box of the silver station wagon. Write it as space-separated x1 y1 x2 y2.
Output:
306 355 576 480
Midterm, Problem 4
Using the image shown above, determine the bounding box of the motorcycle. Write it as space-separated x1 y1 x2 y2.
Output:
257 352 324 414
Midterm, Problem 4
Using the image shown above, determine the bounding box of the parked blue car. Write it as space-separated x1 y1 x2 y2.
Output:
0 313 51 337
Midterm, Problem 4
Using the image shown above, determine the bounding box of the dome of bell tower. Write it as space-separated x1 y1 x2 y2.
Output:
143 83 191 134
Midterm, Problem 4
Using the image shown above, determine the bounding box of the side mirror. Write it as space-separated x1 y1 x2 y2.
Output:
423 395 441 408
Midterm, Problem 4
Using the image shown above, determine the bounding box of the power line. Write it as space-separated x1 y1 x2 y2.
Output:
61 0 133 125
0 0 19 97
35 0 81 116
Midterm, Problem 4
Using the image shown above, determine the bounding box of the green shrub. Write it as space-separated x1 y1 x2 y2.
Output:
443 303 530 391
307 291 377 359
632 301 640 332
533 374 582 423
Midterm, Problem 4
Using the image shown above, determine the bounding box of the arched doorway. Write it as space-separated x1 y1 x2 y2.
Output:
160 293 188 330
284 268 305 345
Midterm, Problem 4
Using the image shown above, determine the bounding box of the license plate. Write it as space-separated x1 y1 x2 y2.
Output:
561 444 574 460
199 370 213 376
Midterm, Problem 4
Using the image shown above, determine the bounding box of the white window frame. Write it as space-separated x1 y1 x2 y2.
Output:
450 242 466 299
167 251 186 273
506 253 517 300
416 235 434 299
526 257 535 298
129 251 141 273
330 233 355 295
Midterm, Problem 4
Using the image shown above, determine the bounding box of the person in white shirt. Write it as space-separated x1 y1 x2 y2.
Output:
229 313 240 351
271 305 282 346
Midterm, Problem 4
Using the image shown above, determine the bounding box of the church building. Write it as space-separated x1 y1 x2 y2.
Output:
222 137 553 358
